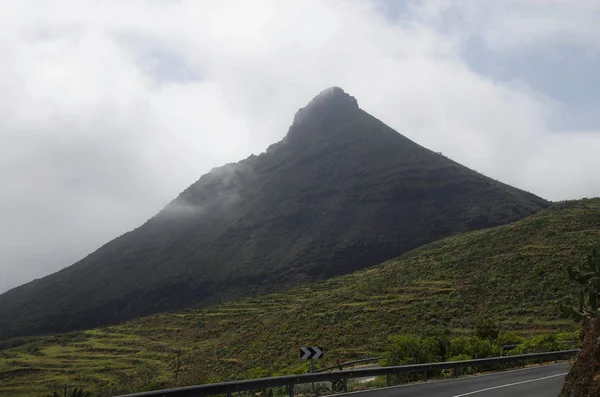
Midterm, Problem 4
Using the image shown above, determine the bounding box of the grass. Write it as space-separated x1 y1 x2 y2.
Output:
1 198 599 396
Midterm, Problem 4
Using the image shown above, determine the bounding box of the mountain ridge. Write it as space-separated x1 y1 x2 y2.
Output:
0 87 549 339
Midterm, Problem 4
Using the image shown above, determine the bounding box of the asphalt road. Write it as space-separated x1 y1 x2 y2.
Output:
335 363 568 397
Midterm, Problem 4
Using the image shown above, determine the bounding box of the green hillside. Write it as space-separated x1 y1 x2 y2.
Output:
2 198 599 396
0 87 548 340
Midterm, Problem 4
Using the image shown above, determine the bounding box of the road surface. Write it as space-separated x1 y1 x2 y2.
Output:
334 363 568 397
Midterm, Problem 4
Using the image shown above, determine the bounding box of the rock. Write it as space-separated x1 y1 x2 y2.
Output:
559 318 600 397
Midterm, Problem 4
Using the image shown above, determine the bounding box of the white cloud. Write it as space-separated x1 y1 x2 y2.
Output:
404 0 600 50
0 0 599 292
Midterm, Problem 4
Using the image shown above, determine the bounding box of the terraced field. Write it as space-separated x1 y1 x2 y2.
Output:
2 199 600 396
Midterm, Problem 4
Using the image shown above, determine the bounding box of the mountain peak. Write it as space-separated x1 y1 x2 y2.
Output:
292 87 358 125
0 84 550 340
310 86 358 107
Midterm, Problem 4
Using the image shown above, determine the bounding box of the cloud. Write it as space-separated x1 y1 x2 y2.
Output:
0 0 599 292
397 0 600 49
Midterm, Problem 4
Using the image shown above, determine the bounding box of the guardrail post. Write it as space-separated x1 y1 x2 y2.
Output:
386 374 390 387
227 392 232 397
343 379 348 393
453 366 458 377
423 370 427 381
309 359 315 393
289 384 294 397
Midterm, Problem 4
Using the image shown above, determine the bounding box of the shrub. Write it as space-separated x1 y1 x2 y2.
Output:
27 344 45 356
245 367 271 379
382 334 444 384
556 331 579 343
449 353 472 361
448 354 478 376
496 331 524 346
447 336 503 359
382 335 442 366
422 327 452 361
512 333 561 354
474 319 499 340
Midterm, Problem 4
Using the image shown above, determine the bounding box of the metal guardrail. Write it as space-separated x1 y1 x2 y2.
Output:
314 356 383 373
316 342 579 372
116 349 579 397
502 341 578 351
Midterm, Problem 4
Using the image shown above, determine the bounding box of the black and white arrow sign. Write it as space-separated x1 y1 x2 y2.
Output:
300 346 324 360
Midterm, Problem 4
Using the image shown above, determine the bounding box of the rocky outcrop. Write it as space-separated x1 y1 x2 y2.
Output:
559 318 600 396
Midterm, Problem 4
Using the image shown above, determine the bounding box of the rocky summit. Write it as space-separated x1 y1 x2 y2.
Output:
0 87 549 339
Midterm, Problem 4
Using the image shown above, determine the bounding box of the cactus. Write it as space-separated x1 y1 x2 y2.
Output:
561 248 600 322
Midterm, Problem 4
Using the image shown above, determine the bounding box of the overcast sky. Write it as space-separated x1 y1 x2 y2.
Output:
1 0 599 293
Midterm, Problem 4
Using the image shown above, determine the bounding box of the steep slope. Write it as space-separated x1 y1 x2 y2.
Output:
0 87 548 339
2 199 598 396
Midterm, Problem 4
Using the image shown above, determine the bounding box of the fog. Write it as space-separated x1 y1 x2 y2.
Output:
1 0 599 292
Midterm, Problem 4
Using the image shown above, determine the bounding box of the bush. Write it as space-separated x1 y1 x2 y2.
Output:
378 331 571 385
382 335 442 366
556 331 579 344
512 333 561 354
383 334 443 385
449 353 473 361
555 331 576 341
245 367 271 379
448 354 478 376
474 319 499 340
27 344 45 356
447 336 503 359
496 331 525 347
422 327 452 361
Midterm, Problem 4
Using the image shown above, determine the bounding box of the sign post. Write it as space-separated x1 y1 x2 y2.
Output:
300 347 323 393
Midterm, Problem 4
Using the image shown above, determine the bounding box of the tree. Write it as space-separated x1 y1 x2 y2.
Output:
560 248 600 322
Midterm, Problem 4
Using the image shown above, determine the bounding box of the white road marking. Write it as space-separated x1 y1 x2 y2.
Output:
319 364 569 397
451 373 568 396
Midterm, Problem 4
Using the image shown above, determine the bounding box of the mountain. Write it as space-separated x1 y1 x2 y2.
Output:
3 199 598 396
0 87 549 339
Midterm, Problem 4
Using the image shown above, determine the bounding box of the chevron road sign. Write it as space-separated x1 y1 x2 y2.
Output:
300 346 324 360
